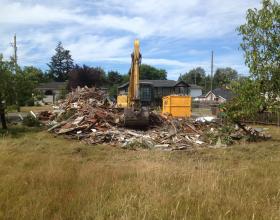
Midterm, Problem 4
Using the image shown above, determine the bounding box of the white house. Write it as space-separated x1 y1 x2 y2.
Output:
194 88 233 103
189 84 203 97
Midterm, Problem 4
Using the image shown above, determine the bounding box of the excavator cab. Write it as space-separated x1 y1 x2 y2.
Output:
122 40 149 128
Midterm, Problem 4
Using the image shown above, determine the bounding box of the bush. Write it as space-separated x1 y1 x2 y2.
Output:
108 85 118 98
22 114 41 127
25 98 35 106
6 105 18 113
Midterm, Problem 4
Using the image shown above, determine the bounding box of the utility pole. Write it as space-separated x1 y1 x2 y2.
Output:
10 33 18 71
13 34 17 67
210 51 214 101
210 50 213 92
11 34 19 111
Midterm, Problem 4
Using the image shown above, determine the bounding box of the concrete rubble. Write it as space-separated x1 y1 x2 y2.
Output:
39 87 271 150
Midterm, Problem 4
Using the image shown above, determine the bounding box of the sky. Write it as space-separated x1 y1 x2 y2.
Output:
0 0 262 80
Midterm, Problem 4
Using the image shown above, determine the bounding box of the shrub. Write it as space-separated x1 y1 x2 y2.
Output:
22 114 41 127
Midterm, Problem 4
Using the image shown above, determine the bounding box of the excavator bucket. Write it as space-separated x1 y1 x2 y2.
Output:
124 107 149 128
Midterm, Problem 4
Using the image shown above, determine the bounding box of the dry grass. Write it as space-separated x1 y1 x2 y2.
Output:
0 126 280 219
192 108 212 117
20 105 52 113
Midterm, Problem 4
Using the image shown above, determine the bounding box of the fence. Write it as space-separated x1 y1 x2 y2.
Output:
191 101 219 117
192 101 220 109
242 111 280 126
192 101 280 126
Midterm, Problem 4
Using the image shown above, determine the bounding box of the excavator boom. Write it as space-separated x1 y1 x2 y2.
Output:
124 40 149 128
128 40 141 107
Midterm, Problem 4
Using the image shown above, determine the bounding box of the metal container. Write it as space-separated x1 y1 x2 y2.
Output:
162 96 192 117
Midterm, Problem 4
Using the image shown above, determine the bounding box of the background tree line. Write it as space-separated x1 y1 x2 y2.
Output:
0 39 245 110
178 66 241 93
0 41 169 112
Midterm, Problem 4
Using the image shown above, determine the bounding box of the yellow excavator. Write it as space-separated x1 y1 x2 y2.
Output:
122 40 149 128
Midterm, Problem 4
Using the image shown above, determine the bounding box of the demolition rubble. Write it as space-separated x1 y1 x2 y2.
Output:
40 87 271 150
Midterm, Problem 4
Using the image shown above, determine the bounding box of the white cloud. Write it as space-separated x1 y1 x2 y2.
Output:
0 0 259 78
0 2 79 25
0 0 260 39
67 35 132 62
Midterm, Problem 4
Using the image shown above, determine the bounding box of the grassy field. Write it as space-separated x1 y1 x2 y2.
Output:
0 126 279 219
192 107 213 117
6 105 53 114
20 105 52 113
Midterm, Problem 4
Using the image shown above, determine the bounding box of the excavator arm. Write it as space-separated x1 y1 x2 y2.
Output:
128 40 141 107
124 40 149 128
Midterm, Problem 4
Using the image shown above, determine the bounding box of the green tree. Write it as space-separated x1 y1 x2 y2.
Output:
131 64 167 80
108 85 118 99
225 0 280 127
22 66 47 83
179 67 206 85
0 55 14 129
213 67 238 88
225 79 263 121
0 55 14 106
121 74 130 83
14 69 38 106
48 42 74 82
0 55 43 129
224 78 266 134
106 71 125 98
204 75 212 93
107 71 123 85
238 0 280 105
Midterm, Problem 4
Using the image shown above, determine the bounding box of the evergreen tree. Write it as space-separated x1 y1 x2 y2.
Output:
48 42 74 82
68 65 106 89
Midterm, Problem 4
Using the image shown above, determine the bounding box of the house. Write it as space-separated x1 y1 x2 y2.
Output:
37 81 67 104
118 80 202 106
194 87 233 103
189 84 203 97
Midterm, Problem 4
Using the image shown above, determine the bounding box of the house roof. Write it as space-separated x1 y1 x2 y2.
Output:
118 80 201 89
37 81 67 90
189 84 203 89
208 88 233 100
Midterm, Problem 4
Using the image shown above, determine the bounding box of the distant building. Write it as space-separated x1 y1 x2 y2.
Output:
37 81 67 104
194 87 233 103
189 84 203 97
118 80 202 106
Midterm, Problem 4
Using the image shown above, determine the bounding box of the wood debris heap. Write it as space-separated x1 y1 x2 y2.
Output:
42 87 271 150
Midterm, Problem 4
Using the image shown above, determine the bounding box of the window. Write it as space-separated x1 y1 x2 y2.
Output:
45 90 53 95
140 87 152 101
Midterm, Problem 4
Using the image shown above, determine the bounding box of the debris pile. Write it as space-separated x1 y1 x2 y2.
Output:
38 111 54 121
44 87 271 150
46 87 123 133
